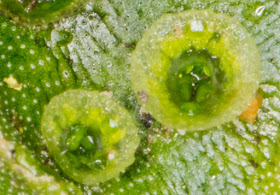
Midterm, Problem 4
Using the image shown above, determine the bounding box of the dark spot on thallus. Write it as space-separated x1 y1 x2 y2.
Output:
42 145 49 152
124 42 136 49
11 112 25 133
11 149 16 157
140 112 153 128
35 37 41 44
224 146 228 151
249 159 259 169
254 136 261 144
26 0 38 11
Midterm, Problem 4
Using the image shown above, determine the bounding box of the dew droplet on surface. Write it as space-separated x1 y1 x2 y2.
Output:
255 6 265 17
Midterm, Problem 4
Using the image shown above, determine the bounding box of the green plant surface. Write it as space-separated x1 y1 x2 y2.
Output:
0 0 91 24
0 0 280 194
130 9 261 131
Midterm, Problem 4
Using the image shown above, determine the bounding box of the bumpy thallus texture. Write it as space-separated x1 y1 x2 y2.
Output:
1 1 278 193
131 10 261 131
0 0 90 24
41 90 139 185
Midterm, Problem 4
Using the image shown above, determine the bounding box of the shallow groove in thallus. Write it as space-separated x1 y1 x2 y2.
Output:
57 13 120 87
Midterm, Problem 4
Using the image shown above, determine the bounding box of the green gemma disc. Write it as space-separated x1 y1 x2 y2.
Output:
131 10 261 131
41 90 139 185
0 0 90 25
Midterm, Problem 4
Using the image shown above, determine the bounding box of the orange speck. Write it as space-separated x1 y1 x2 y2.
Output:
239 89 263 124
174 26 184 38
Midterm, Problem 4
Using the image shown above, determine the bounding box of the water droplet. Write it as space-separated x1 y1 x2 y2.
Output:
255 6 265 17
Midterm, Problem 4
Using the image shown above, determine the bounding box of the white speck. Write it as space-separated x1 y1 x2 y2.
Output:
177 129 186 135
247 188 254 194
137 178 143 183
190 20 204 32
39 60 44 66
271 183 275 187
263 147 270 159
33 99 38 104
119 189 124 192
108 152 115 161
12 26 16 31
267 172 272 177
265 185 269 190
46 57 51 61
1 55 5 59
30 64 35 69
35 87 40 92
7 62 12 68
261 139 268 145
261 161 267 168
63 70 69 78
20 44 26 49
255 6 265 16
19 66 24 70
55 81 60 86
16 36 20 39
129 183 134 187
23 106 27 110
30 49 35 54
2 23 7 27
0 41 3 45
148 176 154 181
22 94 26 98
27 117 31 122
8 46 13 50
30 35 34 39
46 83 51 87
11 97 15 102
95 160 102 163
4 100 8 105
110 119 118 128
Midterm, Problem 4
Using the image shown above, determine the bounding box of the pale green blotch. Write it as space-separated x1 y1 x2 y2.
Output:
61 103 77 128
130 9 261 131
41 89 139 185
148 51 171 79
161 36 191 58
